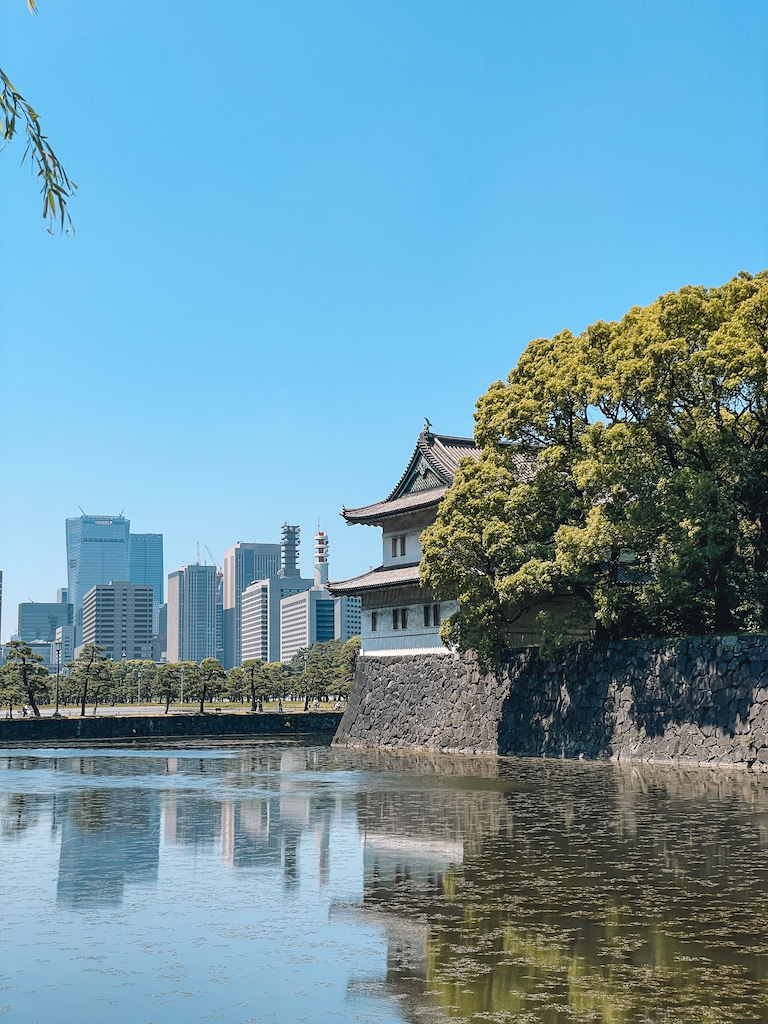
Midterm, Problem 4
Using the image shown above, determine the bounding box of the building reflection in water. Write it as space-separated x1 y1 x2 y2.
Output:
162 749 335 887
0 750 338 911
5 748 768 1022
56 787 161 907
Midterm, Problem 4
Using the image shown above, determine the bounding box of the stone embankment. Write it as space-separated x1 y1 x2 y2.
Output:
335 636 768 768
0 711 342 746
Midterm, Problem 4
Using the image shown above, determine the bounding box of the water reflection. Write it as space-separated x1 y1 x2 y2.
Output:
0 748 768 1023
348 757 768 1023
57 788 160 906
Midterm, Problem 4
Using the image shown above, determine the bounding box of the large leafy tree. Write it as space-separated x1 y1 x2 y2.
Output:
155 663 181 713
186 658 225 713
69 644 109 717
421 272 768 665
0 663 25 717
4 640 49 716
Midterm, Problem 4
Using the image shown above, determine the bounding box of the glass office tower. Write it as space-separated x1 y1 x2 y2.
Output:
66 513 130 640
129 533 164 604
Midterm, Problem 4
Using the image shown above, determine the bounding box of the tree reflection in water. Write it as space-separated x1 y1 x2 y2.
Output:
349 754 768 1024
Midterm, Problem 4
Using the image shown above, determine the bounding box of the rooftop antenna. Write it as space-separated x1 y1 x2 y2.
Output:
78 506 86 516
119 508 125 516
196 542 200 565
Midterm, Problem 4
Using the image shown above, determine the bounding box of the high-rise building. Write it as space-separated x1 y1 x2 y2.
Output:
278 530 361 661
222 542 281 668
214 570 224 664
240 525 313 664
56 587 68 604
334 595 362 641
81 581 154 661
167 564 217 664
242 576 314 663
54 625 76 666
129 533 164 604
66 513 130 640
280 590 336 662
18 602 74 642
152 602 168 663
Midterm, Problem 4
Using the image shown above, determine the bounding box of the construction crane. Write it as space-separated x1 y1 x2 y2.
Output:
204 545 221 572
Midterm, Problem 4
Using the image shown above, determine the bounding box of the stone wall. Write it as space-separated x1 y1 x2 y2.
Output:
334 637 768 768
0 711 341 746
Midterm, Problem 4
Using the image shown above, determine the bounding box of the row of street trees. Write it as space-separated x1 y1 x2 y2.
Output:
0 636 361 717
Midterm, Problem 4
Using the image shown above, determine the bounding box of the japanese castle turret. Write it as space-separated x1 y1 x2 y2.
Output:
328 427 479 655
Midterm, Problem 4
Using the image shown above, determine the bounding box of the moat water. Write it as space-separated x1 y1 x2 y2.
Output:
1 745 768 1024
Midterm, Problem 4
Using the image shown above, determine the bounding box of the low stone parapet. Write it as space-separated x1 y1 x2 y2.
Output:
0 711 342 746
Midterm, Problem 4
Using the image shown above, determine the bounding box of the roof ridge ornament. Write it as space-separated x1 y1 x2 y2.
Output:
423 417 433 440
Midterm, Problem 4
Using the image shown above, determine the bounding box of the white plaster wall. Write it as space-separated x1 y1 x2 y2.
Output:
381 527 424 567
361 599 458 654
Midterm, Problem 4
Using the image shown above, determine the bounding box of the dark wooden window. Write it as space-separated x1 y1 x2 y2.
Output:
371 612 378 632
400 535 406 556
391 537 398 558
433 604 440 627
401 608 408 630
392 609 399 630
423 605 430 627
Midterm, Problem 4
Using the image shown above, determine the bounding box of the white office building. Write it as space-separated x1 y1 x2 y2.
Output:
334 595 362 641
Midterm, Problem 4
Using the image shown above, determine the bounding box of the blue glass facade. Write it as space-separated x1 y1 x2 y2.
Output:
315 599 335 643
129 533 164 604
18 602 73 642
66 514 130 637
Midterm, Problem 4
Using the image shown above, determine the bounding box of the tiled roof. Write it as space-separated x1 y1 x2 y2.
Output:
341 431 480 525
386 433 481 500
342 487 448 524
327 563 422 594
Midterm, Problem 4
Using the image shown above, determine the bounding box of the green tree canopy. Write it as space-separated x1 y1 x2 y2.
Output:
4 640 50 716
421 272 768 666
69 644 109 717
184 659 225 713
155 663 181 713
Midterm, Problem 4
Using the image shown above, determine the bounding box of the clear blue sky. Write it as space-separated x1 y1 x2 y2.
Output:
1 0 766 637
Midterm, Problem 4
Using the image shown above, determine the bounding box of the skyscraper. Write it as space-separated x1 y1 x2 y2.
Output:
222 542 281 668
66 513 130 641
81 581 153 661
167 564 217 664
129 533 164 604
240 526 313 664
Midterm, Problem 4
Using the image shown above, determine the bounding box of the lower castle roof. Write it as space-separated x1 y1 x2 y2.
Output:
327 563 421 594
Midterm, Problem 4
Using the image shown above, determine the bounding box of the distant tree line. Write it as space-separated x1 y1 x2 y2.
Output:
0 635 361 717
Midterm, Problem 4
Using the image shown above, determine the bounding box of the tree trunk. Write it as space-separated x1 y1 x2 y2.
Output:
80 678 88 717
165 694 170 714
249 676 256 712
